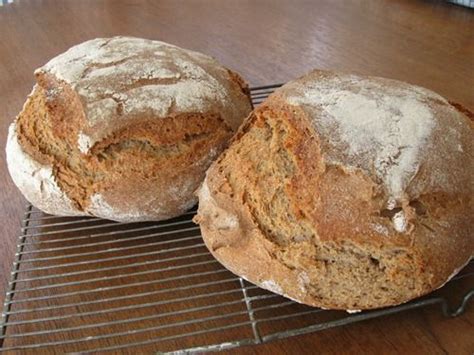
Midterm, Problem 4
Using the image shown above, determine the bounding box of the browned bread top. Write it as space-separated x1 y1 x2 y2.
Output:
195 70 473 310
7 37 252 221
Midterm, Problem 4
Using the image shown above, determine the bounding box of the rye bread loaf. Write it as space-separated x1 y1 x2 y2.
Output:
195 70 474 310
6 36 252 222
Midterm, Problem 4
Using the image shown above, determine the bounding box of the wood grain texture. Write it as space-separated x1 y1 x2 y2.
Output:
0 0 473 353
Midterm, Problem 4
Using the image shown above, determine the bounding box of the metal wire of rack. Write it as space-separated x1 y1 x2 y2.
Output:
0 84 473 353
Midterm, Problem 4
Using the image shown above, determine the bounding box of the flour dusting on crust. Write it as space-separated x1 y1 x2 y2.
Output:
6 122 83 216
88 193 147 221
260 280 283 294
36 36 251 153
198 177 239 230
371 223 389 236
392 211 407 233
77 132 92 154
297 271 310 292
286 73 438 202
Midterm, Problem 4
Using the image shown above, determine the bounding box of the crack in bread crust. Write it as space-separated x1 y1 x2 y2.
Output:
34 37 253 149
16 86 233 215
204 108 430 309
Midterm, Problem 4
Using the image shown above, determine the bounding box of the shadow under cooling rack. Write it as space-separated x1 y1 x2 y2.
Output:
1 85 473 353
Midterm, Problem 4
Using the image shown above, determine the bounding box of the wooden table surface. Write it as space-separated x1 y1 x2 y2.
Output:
0 0 473 353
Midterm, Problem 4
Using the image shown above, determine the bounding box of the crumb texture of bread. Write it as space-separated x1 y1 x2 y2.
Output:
6 36 252 221
196 70 474 310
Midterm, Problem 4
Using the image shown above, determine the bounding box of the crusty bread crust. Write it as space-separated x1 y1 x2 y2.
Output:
6 37 252 221
195 70 474 310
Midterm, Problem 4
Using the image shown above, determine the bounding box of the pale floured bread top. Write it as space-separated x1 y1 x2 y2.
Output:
35 36 251 153
283 70 472 210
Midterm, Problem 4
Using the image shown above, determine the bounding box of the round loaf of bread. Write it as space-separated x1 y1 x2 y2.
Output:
195 70 474 310
6 36 252 222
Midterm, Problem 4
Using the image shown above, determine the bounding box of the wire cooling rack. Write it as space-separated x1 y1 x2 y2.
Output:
1 85 473 353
